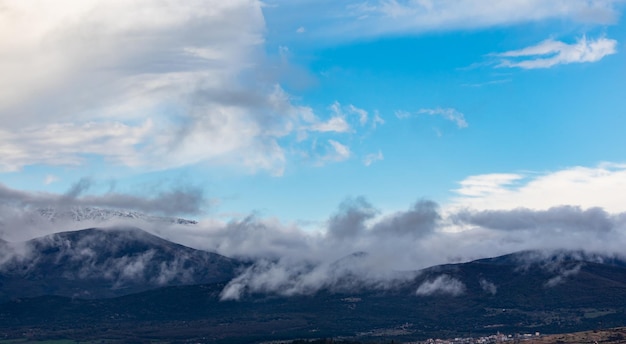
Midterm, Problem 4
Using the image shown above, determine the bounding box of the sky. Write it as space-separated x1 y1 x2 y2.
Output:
1 1 626 262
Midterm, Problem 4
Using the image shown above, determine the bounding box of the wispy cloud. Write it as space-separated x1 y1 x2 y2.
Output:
496 36 617 69
302 0 623 40
43 175 60 185
454 173 524 198
397 108 468 128
310 117 351 133
347 104 369 126
0 121 153 172
416 275 465 296
327 140 352 162
479 278 497 295
363 150 384 166
417 108 468 128
0 179 206 217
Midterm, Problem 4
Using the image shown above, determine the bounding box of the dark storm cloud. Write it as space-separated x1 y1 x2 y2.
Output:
452 205 615 233
326 196 377 239
0 180 206 217
371 200 440 238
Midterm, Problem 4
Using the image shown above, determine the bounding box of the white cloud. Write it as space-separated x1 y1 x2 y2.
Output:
327 140 351 162
415 275 465 296
395 110 412 119
296 26 306 33
454 173 524 198
496 36 618 69
0 1 376 175
396 108 468 128
372 111 385 128
298 0 623 40
479 278 497 295
363 151 384 166
310 116 352 133
347 104 368 126
44 175 60 185
0 2 351 175
417 108 468 128
544 263 583 288
0 121 153 171
307 101 373 133
450 163 626 213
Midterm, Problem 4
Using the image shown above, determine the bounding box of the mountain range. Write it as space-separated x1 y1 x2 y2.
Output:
0 227 239 301
1 226 626 343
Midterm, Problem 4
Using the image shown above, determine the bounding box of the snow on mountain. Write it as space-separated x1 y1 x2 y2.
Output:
36 207 197 225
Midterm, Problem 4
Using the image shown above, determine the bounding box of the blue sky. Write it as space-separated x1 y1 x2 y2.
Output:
1 0 626 233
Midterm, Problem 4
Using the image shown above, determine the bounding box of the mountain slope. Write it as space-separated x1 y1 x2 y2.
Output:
1 249 625 342
0 227 241 302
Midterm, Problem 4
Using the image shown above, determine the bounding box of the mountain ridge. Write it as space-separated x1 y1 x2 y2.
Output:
2 228 626 342
0 226 241 302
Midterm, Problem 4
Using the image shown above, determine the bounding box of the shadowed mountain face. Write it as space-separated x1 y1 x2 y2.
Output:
1 245 626 342
0 227 241 302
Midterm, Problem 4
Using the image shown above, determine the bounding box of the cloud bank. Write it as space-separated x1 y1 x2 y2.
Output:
450 163 626 213
2 163 626 299
0 1 380 175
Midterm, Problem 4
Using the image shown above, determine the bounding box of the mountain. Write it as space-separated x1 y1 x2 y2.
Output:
37 206 198 225
1 248 625 343
0 227 241 302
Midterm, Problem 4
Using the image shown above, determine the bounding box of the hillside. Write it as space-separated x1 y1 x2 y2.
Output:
1 247 625 342
0 227 241 302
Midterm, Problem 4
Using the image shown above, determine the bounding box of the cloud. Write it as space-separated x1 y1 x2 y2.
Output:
327 197 377 239
220 253 415 300
416 275 465 296
310 117 351 133
308 102 370 133
450 163 626 213
454 173 524 198
0 121 153 171
0 1 375 175
363 150 384 166
0 0 276 173
325 140 352 162
347 104 369 126
44 175 60 185
544 264 582 288
372 111 385 128
496 36 617 69
3 190 626 298
372 200 440 238
452 206 614 233
295 0 622 41
417 108 468 128
397 108 468 128
479 278 497 295
0 179 206 221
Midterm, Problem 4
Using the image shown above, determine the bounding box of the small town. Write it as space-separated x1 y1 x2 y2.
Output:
418 332 542 344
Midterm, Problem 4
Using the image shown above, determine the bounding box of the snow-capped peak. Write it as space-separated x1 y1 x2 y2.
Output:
37 207 197 225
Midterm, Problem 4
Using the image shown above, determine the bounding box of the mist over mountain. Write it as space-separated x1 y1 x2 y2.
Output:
0 227 240 302
2 242 626 343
